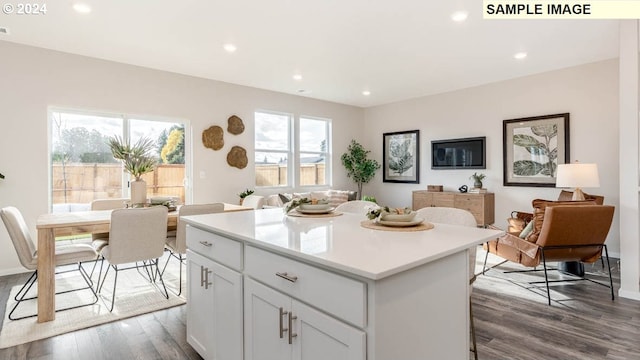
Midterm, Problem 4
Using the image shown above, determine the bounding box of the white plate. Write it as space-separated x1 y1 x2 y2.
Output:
296 207 335 214
377 217 424 227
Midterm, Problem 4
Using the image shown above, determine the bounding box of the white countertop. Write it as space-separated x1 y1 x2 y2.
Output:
183 208 504 280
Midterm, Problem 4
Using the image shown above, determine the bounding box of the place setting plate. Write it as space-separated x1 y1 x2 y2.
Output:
377 217 425 227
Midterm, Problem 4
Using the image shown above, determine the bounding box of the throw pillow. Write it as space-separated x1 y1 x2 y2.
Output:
311 190 330 201
518 220 534 239
293 192 311 200
327 190 350 207
278 193 292 204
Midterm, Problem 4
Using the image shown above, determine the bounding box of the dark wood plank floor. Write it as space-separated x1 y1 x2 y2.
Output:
1 249 639 359
0 272 202 360
473 251 640 360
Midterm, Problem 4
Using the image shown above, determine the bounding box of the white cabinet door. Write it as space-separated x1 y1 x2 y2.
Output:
244 278 292 360
291 300 366 360
187 250 243 360
186 250 214 358
210 259 243 360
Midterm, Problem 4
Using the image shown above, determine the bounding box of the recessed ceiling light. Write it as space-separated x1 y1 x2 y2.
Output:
293 74 303 81
362 90 371 96
223 43 237 53
73 3 92 13
451 11 468 22
514 52 527 60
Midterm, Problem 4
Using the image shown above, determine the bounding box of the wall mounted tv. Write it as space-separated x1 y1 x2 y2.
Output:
431 136 486 169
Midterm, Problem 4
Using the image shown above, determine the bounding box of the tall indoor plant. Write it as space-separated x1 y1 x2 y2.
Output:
341 140 380 199
108 136 157 205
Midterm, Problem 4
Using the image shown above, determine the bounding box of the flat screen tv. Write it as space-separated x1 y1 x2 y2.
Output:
431 136 486 169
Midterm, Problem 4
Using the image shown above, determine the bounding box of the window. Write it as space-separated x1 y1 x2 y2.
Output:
255 111 292 187
49 109 189 212
254 111 331 188
299 117 330 186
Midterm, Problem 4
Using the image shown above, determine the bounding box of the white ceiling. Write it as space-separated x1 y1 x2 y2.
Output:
0 1 620 108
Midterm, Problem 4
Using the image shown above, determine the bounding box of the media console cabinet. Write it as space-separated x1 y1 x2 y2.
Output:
183 209 502 360
412 190 495 226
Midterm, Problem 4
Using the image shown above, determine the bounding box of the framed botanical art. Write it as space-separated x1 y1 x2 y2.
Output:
503 113 570 187
383 130 420 183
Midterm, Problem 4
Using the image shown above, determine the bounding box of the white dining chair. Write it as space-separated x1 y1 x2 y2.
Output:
96 206 169 312
415 207 479 360
0 206 99 320
242 195 265 209
163 203 225 295
334 200 378 214
90 198 128 251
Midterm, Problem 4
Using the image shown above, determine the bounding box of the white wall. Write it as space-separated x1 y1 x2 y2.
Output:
363 59 621 255
0 41 363 274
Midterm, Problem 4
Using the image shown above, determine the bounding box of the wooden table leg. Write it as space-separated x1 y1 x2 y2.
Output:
37 228 55 322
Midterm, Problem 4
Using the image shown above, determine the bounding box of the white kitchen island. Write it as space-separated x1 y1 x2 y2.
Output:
183 208 503 360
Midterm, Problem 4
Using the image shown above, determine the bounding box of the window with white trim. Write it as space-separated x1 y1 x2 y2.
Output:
254 111 331 188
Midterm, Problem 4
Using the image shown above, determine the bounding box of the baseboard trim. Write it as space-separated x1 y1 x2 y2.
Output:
618 288 640 301
0 267 30 277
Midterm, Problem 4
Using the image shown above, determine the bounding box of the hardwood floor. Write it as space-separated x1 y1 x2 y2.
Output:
0 250 638 359
0 272 201 360
473 251 640 360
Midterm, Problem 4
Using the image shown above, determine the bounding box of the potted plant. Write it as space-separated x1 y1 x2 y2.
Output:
470 172 486 188
108 136 157 205
238 188 255 205
341 140 381 200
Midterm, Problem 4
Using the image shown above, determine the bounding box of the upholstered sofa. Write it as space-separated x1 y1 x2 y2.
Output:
264 190 358 208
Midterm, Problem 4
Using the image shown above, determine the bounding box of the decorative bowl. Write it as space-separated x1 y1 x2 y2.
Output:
379 211 417 222
299 203 332 211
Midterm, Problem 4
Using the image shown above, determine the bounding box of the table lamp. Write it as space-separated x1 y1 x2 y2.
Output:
555 162 600 200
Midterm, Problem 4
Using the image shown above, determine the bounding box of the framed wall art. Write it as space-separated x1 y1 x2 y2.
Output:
383 130 420 183
503 113 570 187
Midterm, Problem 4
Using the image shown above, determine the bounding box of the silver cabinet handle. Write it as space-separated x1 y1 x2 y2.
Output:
204 268 212 289
276 272 298 282
288 312 297 344
200 265 212 289
279 307 288 338
199 241 213 247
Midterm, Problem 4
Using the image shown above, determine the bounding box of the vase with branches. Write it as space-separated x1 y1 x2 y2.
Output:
108 136 157 204
341 140 380 199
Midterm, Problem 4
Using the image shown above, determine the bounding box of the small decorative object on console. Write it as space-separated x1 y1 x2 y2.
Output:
427 185 443 192
458 185 468 193
469 172 486 188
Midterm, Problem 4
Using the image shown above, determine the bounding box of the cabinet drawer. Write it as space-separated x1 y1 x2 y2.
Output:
186 225 243 271
454 196 483 212
245 245 367 328
432 193 454 207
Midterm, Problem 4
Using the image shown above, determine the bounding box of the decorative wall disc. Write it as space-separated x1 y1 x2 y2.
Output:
202 125 224 150
227 115 245 135
227 146 248 169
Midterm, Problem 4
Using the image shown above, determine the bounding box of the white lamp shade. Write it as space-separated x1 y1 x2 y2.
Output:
556 163 600 188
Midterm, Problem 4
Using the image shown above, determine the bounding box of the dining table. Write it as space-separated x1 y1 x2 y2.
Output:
35 202 252 322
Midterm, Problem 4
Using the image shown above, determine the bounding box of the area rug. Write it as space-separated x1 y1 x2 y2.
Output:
0 258 186 349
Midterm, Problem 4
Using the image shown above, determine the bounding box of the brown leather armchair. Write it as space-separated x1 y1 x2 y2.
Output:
483 198 615 305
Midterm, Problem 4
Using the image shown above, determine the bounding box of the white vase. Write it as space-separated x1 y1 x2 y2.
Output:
131 179 147 205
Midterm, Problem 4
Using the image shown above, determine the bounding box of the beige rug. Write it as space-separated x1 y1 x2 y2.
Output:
0 258 186 349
